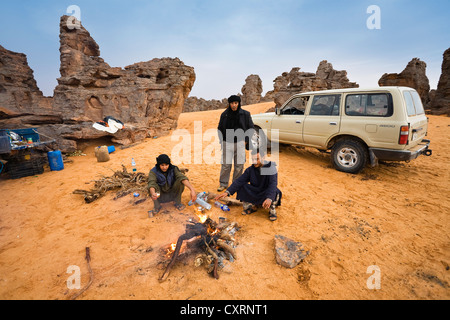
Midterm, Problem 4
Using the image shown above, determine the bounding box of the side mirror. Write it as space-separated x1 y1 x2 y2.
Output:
275 107 280 115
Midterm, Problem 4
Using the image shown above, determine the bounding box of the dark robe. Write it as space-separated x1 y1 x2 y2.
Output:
226 161 282 206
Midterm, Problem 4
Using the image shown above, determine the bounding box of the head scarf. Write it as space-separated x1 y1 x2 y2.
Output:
226 95 242 130
156 154 171 166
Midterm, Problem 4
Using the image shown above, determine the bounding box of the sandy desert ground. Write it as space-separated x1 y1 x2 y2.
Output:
0 102 449 300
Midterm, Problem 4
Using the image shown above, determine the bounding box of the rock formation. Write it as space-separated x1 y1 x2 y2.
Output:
0 45 57 123
429 48 450 115
0 15 195 152
182 96 228 113
269 60 359 108
241 74 263 105
378 58 430 105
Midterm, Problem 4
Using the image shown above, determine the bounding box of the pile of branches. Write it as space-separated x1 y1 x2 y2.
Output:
160 217 239 281
73 165 149 204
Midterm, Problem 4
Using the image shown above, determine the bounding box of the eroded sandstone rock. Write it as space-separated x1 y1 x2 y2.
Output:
241 74 263 106
182 96 228 113
270 60 358 108
0 15 196 153
379 58 430 105
429 48 450 115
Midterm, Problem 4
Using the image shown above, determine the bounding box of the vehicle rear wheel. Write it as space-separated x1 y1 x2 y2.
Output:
251 126 269 151
331 139 368 173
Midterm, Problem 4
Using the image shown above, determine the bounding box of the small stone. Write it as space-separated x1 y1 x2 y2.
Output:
274 234 310 269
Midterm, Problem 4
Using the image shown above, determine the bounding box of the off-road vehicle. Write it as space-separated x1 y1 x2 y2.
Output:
251 87 432 173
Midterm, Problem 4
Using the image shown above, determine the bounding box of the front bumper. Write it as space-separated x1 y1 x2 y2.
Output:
369 139 432 163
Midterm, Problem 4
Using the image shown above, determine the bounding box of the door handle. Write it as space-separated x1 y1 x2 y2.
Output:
296 120 302 124
329 122 337 125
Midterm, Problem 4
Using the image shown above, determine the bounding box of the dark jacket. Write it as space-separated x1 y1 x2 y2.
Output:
218 107 254 144
226 161 282 206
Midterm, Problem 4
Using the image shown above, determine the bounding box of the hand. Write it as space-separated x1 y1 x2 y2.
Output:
214 192 228 201
150 189 159 201
190 189 197 203
262 198 272 210
151 192 159 201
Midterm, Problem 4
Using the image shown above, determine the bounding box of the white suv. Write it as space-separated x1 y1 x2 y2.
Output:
251 87 432 173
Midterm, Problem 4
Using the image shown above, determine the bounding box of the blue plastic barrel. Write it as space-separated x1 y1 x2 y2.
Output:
107 145 115 153
47 150 64 171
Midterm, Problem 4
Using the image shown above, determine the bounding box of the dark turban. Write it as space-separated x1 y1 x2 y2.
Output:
156 154 171 166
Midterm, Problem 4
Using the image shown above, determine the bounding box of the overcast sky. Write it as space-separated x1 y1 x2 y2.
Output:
1 0 449 100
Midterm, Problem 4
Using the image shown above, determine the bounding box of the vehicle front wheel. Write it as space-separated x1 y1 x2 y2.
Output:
331 139 368 174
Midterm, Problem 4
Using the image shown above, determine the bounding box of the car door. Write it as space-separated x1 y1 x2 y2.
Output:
403 89 428 148
303 94 341 148
269 96 309 144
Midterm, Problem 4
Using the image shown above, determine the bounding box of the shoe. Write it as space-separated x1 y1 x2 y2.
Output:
269 208 277 221
174 203 186 211
148 207 161 217
242 204 257 215
217 186 227 192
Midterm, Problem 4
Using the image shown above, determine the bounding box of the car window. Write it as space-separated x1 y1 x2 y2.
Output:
403 91 416 116
281 96 309 115
410 91 425 115
310 95 341 116
345 93 392 117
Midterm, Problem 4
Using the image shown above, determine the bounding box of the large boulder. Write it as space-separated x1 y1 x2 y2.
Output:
429 48 450 115
378 58 430 106
241 74 263 106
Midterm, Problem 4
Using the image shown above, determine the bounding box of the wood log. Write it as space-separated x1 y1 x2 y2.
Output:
70 247 93 300
218 230 235 242
159 222 208 281
207 192 242 207
205 243 219 279
216 239 237 260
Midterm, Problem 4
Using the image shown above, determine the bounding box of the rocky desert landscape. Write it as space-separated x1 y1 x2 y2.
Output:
0 102 449 301
0 15 449 301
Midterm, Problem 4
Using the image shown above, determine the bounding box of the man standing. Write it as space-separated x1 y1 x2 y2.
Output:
217 95 254 192
148 154 197 215
215 149 282 221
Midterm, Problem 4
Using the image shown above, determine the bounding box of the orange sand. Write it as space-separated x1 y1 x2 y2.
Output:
0 102 449 300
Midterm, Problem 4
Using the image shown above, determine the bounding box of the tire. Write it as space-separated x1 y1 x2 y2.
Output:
331 139 368 174
251 126 269 151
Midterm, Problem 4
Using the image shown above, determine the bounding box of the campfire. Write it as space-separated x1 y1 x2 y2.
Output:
160 213 239 281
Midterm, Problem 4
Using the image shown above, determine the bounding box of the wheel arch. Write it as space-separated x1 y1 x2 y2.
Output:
326 134 369 151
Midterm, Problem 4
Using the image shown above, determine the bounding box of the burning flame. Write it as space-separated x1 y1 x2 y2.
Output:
166 242 177 256
197 212 208 223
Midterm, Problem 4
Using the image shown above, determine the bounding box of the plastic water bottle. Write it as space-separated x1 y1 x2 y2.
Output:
197 191 207 199
215 201 230 212
188 195 211 210
131 158 136 172
196 197 211 210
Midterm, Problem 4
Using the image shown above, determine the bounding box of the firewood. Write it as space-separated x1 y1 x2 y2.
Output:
159 222 208 281
206 192 242 206
70 247 93 300
218 230 235 242
216 239 237 260
159 217 240 281
205 243 219 279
